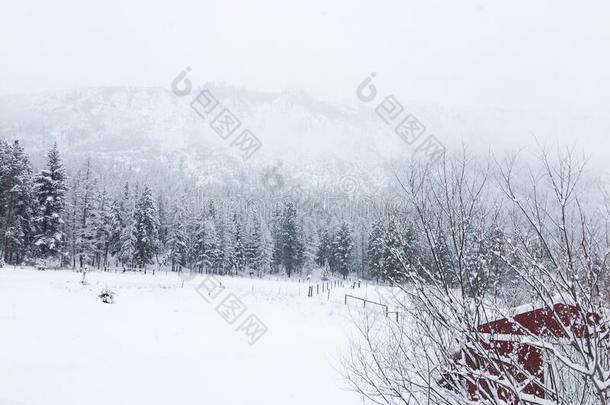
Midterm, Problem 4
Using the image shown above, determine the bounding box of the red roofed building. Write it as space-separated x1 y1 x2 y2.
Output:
446 303 602 403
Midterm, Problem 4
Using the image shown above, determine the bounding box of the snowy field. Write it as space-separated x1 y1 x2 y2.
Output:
0 268 398 405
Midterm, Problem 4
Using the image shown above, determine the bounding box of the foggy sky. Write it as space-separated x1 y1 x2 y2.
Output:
1 0 608 116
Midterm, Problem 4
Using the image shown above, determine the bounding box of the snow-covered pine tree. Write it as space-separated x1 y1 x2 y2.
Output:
245 214 267 275
430 222 452 284
296 220 307 273
315 227 332 268
94 188 113 269
167 203 188 271
213 211 230 275
366 219 385 281
382 217 403 284
229 213 247 274
202 201 225 274
401 225 419 280
132 185 159 269
155 193 170 262
65 169 81 268
270 207 283 274
280 202 304 277
333 222 353 279
117 183 135 268
301 219 318 271
0 141 8 230
0 140 36 264
192 216 219 273
191 214 208 273
76 160 98 268
32 143 67 260
485 226 514 291
108 199 123 262
381 218 419 284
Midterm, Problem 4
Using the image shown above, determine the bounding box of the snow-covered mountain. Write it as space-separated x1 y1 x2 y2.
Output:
1 84 608 191
0 84 394 157
0 85 407 193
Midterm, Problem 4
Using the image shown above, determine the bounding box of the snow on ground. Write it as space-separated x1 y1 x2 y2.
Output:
0 267 396 405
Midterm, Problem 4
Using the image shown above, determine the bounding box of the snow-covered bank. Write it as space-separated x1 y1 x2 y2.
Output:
0 268 368 405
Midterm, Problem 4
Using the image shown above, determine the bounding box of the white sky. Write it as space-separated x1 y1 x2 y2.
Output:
1 0 609 117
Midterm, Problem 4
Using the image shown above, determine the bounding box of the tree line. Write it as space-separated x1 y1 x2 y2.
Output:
1 140 401 277
5 140 500 281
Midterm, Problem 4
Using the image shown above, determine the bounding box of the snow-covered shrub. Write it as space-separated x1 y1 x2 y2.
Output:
345 152 610 405
99 288 115 304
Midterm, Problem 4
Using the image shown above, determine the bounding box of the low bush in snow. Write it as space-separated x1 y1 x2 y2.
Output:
99 288 115 304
